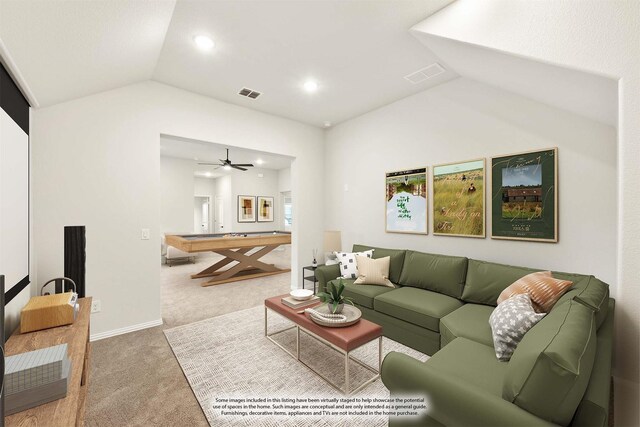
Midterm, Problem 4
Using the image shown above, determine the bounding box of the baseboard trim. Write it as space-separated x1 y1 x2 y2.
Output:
90 318 163 342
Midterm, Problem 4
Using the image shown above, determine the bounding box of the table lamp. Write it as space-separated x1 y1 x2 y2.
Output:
324 231 342 265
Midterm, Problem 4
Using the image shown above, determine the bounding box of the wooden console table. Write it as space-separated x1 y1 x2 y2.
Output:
5 297 92 426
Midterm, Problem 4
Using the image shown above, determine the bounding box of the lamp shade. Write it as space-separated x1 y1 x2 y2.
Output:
323 230 342 253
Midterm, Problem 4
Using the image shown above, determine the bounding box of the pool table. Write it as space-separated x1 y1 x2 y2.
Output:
165 231 291 287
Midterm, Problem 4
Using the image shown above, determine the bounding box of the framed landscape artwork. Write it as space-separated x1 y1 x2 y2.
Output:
257 196 274 222
238 195 256 223
491 148 558 242
385 168 428 234
433 158 485 238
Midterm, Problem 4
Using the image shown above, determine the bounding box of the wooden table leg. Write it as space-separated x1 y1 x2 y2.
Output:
190 247 252 279
199 245 291 287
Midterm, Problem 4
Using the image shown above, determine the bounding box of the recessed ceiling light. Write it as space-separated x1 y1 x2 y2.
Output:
256 159 264 165
205 172 211 177
194 35 215 51
223 165 232 171
194 157 199 161
323 121 332 128
303 80 318 93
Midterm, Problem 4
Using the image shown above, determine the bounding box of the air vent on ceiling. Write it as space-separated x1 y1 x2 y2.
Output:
238 87 262 99
404 63 446 84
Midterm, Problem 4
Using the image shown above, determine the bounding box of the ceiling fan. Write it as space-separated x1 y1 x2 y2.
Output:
197 148 254 171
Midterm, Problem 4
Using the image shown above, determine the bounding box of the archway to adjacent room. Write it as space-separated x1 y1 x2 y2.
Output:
158 134 295 327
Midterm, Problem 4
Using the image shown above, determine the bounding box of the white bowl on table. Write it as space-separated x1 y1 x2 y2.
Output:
290 289 314 301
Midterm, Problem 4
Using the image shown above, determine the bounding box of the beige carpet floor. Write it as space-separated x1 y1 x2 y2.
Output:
86 246 292 426
164 305 429 426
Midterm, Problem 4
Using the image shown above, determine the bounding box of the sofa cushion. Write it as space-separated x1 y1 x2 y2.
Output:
503 300 597 426
398 250 468 298
329 279 395 309
352 244 406 284
462 259 540 306
374 287 463 332
489 294 546 361
497 271 573 313
556 276 609 328
335 250 373 279
353 255 394 287
440 303 494 348
426 337 507 396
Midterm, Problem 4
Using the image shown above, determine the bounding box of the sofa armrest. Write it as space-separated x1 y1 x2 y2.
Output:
315 264 341 293
381 352 555 427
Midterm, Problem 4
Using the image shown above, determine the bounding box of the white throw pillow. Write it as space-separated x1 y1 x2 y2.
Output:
335 250 374 279
354 255 395 288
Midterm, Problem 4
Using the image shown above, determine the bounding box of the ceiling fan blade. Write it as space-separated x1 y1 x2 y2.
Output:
232 163 254 167
231 165 248 171
198 162 223 166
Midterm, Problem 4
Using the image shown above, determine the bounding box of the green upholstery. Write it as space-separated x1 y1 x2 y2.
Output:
398 250 468 298
315 263 341 294
440 303 494 347
374 287 463 332
359 305 440 356
352 244 406 283
556 276 610 328
316 244 613 427
382 350 555 427
504 300 597 426
327 278 395 309
462 259 540 306
426 337 507 396
571 300 614 427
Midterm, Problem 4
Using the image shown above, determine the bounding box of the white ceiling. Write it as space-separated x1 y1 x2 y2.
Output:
0 0 456 126
0 0 618 128
160 135 293 179
0 0 176 107
410 29 618 126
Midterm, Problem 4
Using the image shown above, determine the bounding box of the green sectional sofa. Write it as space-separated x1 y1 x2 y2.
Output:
315 244 614 427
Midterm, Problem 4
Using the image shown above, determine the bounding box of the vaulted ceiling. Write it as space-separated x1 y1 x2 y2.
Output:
0 0 617 128
0 0 456 126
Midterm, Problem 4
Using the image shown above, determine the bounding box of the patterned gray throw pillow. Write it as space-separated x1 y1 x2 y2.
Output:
489 293 546 361
335 250 373 279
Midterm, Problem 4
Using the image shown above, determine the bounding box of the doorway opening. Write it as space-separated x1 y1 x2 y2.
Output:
159 135 295 327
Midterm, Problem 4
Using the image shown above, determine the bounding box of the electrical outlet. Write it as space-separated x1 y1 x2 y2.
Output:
91 299 101 313
141 228 150 240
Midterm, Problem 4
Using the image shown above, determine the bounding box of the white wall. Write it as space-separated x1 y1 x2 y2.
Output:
31 81 324 337
278 167 291 193
160 156 194 233
412 3 639 425
214 174 232 233
194 176 215 197
229 168 280 232
325 77 617 284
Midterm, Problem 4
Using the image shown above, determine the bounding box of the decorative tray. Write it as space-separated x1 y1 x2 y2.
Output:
308 304 362 328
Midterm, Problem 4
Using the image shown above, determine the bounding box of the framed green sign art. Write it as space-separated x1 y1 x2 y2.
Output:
385 168 428 234
491 148 558 242
433 158 485 238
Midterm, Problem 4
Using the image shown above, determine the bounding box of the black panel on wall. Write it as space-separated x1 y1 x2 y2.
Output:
0 62 29 134
64 226 86 298
1 61 31 306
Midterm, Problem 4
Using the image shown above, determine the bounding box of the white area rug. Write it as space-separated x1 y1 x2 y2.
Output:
164 305 429 426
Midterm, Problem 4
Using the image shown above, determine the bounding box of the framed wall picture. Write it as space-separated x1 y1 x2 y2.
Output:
257 196 274 222
238 195 256 223
491 148 558 242
433 158 485 238
385 168 428 234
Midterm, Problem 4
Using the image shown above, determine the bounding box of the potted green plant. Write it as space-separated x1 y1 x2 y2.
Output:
317 279 354 314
